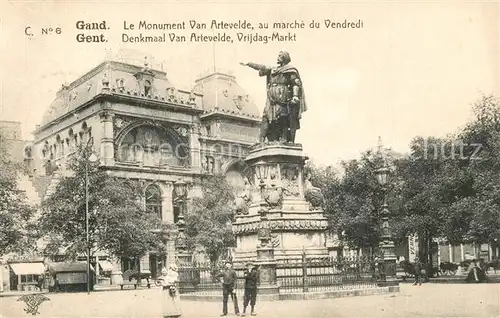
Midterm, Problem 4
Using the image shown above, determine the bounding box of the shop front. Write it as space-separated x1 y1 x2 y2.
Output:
8 261 46 291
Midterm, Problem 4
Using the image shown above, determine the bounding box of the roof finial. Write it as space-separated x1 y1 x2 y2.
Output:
144 56 149 69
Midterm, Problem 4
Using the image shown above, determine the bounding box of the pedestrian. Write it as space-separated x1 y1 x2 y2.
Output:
413 257 423 286
216 261 240 317
158 264 182 318
241 262 259 317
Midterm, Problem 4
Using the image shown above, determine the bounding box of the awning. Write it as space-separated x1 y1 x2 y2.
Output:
48 262 94 273
98 261 113 272
10 262 45 275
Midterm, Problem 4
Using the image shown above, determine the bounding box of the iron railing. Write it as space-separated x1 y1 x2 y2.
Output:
176 254 379 295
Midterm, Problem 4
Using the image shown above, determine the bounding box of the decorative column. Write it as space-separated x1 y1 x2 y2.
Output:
175 214 191 264
173 180 191 264
161 182 174 223
374 148 398 287
254 161 279 296
99 111 115 166
159 182 175 266
189 123 201 172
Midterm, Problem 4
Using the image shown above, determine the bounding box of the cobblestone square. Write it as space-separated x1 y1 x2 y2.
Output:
1 284 499 317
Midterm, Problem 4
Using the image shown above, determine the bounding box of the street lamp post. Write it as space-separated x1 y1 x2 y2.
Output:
375 163 397 285
173 180 189 263
84 137 98 295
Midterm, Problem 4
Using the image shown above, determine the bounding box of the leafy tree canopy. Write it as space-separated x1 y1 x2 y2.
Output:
0 132 36 255
185 174 235 264
39 145 162 260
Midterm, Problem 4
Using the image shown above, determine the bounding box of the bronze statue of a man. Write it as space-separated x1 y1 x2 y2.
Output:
240 51 307 144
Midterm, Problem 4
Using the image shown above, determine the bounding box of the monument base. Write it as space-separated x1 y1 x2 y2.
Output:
233 142 330 264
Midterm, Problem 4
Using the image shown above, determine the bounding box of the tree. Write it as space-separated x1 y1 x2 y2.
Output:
392 136 464 262
0 131 36 255
320 150 395 253
185 174 235 265
394 95 500 260
447 94 500 249
38 145 162 263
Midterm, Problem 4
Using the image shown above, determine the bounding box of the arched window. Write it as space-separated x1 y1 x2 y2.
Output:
145 184 162 220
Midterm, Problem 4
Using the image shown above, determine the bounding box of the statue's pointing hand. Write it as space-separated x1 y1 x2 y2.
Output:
239 62 249 66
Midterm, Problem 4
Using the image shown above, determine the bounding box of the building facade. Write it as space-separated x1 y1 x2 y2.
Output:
26 54 261 281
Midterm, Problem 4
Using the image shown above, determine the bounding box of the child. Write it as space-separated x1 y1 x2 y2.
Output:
242 262 259 317
159 264 181 318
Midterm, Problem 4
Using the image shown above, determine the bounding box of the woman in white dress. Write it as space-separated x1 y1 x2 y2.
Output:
158 264 182 318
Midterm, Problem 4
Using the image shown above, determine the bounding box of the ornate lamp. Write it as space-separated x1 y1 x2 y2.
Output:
174 179 188 198
375 166 389 187
374 149 397 284
254 161 269 190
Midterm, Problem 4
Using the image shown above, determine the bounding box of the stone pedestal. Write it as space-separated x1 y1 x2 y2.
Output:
232 143 329 262
256 248 279 294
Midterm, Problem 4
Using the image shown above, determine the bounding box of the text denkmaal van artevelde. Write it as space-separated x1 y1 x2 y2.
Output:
73 19 364 43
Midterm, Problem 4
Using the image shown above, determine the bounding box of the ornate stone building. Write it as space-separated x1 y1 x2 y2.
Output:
30 54 260 280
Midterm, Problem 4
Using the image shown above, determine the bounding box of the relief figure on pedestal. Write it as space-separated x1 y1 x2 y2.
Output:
281 164 300 197
263 168 283 209
240 51 307 144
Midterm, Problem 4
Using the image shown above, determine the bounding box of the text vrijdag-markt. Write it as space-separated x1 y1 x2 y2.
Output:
121 32 297 44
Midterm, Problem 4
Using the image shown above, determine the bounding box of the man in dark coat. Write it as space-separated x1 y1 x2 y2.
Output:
242 262 259 317
240 51 307 144
216 261 240 316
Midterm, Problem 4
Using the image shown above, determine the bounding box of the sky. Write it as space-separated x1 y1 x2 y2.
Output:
0 1 498 166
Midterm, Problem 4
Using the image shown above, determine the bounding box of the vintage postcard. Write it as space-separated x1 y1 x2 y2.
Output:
0 1 499 317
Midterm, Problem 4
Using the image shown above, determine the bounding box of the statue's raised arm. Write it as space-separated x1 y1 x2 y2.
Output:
240 61 272 77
